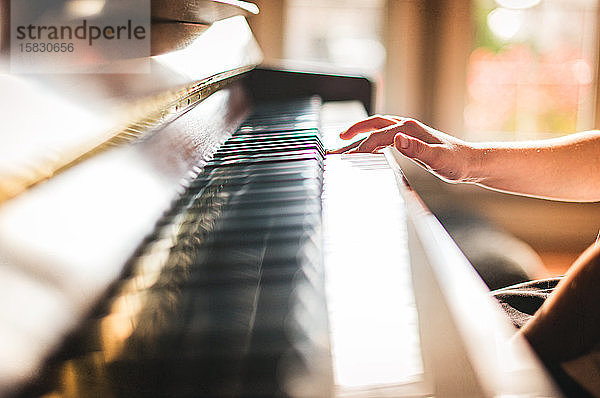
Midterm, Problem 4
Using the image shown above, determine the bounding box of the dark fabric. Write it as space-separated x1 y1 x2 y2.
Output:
492 277 563 328
492 277 595 398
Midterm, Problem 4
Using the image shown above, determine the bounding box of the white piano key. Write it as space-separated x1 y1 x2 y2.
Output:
322 154 426 395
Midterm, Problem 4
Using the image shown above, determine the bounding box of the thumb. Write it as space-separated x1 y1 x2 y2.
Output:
394 133 468 183
394 133 437 165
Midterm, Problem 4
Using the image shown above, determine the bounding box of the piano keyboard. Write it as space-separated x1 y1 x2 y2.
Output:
24 97 333 398
3 93 562 398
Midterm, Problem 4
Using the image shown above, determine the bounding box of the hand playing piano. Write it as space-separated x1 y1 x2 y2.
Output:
329 114 600 203
327 115 479 184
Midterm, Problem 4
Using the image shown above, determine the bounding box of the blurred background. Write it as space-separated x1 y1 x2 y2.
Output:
247 0 600 277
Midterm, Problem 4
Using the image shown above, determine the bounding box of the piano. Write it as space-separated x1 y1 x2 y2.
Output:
0 1 565 397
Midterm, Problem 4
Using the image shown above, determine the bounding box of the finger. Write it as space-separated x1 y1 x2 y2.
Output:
340 115 398 140
326 137 366 154
345 126 399 153
398 118 442 144
356 120 439 152
335 118 444 154
394 133 467 182
394 133 440 167
355 116 443 144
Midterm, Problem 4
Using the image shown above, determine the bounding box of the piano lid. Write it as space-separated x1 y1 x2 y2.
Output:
0 8 262 203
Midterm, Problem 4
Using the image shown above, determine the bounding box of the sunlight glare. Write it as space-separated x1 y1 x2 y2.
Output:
572 59 592 85
496 0 541 9
487 8 524 41
65 0 106 18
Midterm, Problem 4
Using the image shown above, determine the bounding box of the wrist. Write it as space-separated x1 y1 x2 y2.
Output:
459 142 487 184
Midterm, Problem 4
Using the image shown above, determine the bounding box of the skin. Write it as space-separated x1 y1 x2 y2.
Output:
329 115 600 363
520 244 600 363
329 115 600 202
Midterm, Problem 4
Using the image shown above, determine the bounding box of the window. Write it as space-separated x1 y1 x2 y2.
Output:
283 0 386 73
465 0 599 140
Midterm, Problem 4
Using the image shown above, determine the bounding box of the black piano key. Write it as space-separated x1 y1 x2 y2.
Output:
188 177 323 198
221 134 321 144
218 201 321 219
231 128 321 138
168 229 319 257
224 132 322 145
191 239 321 270
227 128 320 144
212 143 325 160
188 159 323 184
189 188 322 207
220 134 321 144
208 215 320 235
184 197 321 217
189 170 322 191
216 139 324 154
183 181 322 208
216 158 322 172
183 189 322 210
204 150 324 168
236 121 319 133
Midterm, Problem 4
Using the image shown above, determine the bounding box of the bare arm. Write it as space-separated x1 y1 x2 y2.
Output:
472 132 600 202
329 116 600 202
519 244 600 363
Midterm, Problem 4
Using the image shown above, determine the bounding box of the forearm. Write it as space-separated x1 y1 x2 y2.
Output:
334 117 600 201
519 244 600 363
470 131 600 202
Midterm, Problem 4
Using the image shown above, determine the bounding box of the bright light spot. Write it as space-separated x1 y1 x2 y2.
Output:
155 16 256 79
65 0 106 18
322 156 423 390
488 8 524 41
496 0 541 9
572 59 592 85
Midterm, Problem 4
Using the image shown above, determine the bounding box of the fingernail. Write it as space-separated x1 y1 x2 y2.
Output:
398 134 409 149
